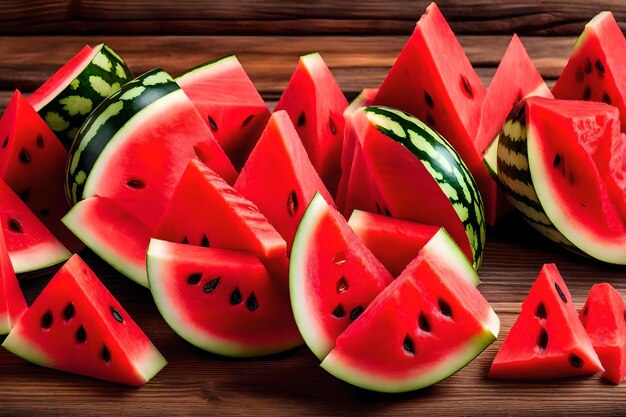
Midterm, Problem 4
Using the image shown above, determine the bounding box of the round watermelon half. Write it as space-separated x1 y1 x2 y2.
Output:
147 239 302 357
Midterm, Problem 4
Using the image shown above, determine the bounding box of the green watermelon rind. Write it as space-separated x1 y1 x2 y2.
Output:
175 55 237 81
10 241 71 276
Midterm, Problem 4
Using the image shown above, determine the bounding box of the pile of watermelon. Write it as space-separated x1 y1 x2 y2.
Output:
0 1 625 392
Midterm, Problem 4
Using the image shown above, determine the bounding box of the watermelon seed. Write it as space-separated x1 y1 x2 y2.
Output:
553 153 561 167
182 237 190 244
403 335 415 355
426 113 436 127
63 302 75 321
208 115 218 131
19 148 31 164
203 277 221 293
101 345 111 364
75 325 87 344
8 217 23 234
349 306 364 321
602 92 611 105
126 179 145 189
575 67 584 82
535 302 547 319
36 134 44 148
332 304 345 318
1 136 8 149
246 292 258 312
438 298 452 318
241 114 255 127
329 117 337 135
40 209 50 217
375 202 382 214
584 58 592 74
187 273 202 285
595 59 605 75
110 307 124 323
287 190 298 217
424 91 434 108
332 252 346 265
384 207 392 217
297 112 306 127
583 306 588 316
18 189 30 203
41 310 53 329
583 86 591 101
460 75 473 98
201 234 210 248
336 277 349 294
555 283 567 303
537 328 549 352
569 354 583 368
418 312 431 332
230 288 243 305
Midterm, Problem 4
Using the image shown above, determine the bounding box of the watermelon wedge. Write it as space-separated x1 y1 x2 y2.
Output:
176 55 271 169
275 53 348 196
147 239 302 357
235 111 333 252
489 264 603 379
348 210 440 277
0 225 27 334
2 255 166 386
580 283 626 384
321 226 498 393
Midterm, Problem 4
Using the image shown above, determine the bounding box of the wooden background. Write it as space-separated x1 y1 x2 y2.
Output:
1 1 626 416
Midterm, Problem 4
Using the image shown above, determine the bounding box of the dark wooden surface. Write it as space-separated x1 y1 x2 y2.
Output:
1 2 626 415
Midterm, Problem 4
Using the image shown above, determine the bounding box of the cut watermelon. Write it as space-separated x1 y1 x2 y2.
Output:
489 264 603 379
0 179 70 274
176 56 271 169
290 193 393 360
373 3 495 225
28 44 132 147
2 255 166 386
321 227 498 392
147 239 302 357
0 226 27 334
234 111 333 253
63 197 152 287
348 210 440 277
580 283 626 384
552 12 626 131
343 88 378 118
274 53 348 196
0 90 82 252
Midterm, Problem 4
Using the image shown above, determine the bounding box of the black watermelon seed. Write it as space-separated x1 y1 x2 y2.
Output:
187 273 202 285
36 134 44 148
595 59 605 75
569 354 583 368
602 92 612 104
403 335 415 355
350 306 364 321
63 302 75 321
18 189 30 203
418 312 431 332
424 91 434 108
8 217 23 234
384 207 392 217
461 75 473 98
332 304 345 318
75 325 87 343
39 209 50 217
241 114 255 127
535 302 547 320
101 344 111 364
110 306 124 323
126 179 145 189
208 115 218 131
1 136 8 149
203 277 221 293
230 288 243 305
375 202 382 214
201 234 210 248
329 117 337 135
426 113 436 127
584 58 592 74
438 298 452 318
583 306 588 316
555 282 567 303
575 67 585 82
287 190 298 217
336 277 349 294
246 292 258 312
553 153 561 167
297 112 306 127
41 310 53 329
538 328 549 351
182 237 189 244
19 148 31 164
583 86 591 101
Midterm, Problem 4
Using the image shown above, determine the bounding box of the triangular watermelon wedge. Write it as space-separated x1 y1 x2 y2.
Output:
2 255 167 386
0 225 27 334
489 264 603 379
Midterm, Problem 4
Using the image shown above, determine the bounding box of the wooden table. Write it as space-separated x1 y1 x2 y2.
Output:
1 1 626 415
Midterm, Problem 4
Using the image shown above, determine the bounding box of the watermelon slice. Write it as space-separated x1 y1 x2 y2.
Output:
580 283 626 384
234 111 333 253
274 53 348 196
373 3 496 225
2 255 166 386
343 88 378 118
28 44 132 147
176 55 271 169
0 226 27 334
0 90 82 252
290 193 393 360
147 239 302 357
321 227 498 393
348 210 440 277
489 264 603 379
552 12 626 131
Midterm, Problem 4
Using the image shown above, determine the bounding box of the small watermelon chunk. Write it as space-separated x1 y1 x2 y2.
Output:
290 193 393 360
0 226 27 334
275 53 348 196
321 228 498 393
176 56 271 169
489 264 603 379
235 111 333 253
580 283 626 384
2 255 166 386
348 210 439 277
147 239 302 357
343 88 378 118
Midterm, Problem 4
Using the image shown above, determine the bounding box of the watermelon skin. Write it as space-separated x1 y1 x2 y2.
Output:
2 255 166 386
28 44 133 148
147 239 302 357
66 68 237 231
290 193 393 360
489 264 603 379
275 53 348 196
321 229 498 393
234 111 334 253
0 226 27 335
176 56 271 169
580 283 626 384
348 210 440 277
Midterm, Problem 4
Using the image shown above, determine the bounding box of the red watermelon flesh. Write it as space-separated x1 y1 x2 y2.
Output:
0 225 27 335
0 90 82 252
373 3 495 224
2 254 167 386
147 240 302 357
235 111 333 253
348 210 440 277
176 56 270 169
489 264 603 379
552 12 626 131
579 283 626 384
274 53 348 196
290 193 393 360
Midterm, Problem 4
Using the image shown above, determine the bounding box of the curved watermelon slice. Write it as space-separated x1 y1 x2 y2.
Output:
290 193 393 360
176 55 271 169
489 264 603 379
321 227 498 392
147 239 302 357
2 255 166 386
275 53 348 196
0 226 27 334
348 210 440 277
580 283 626 384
